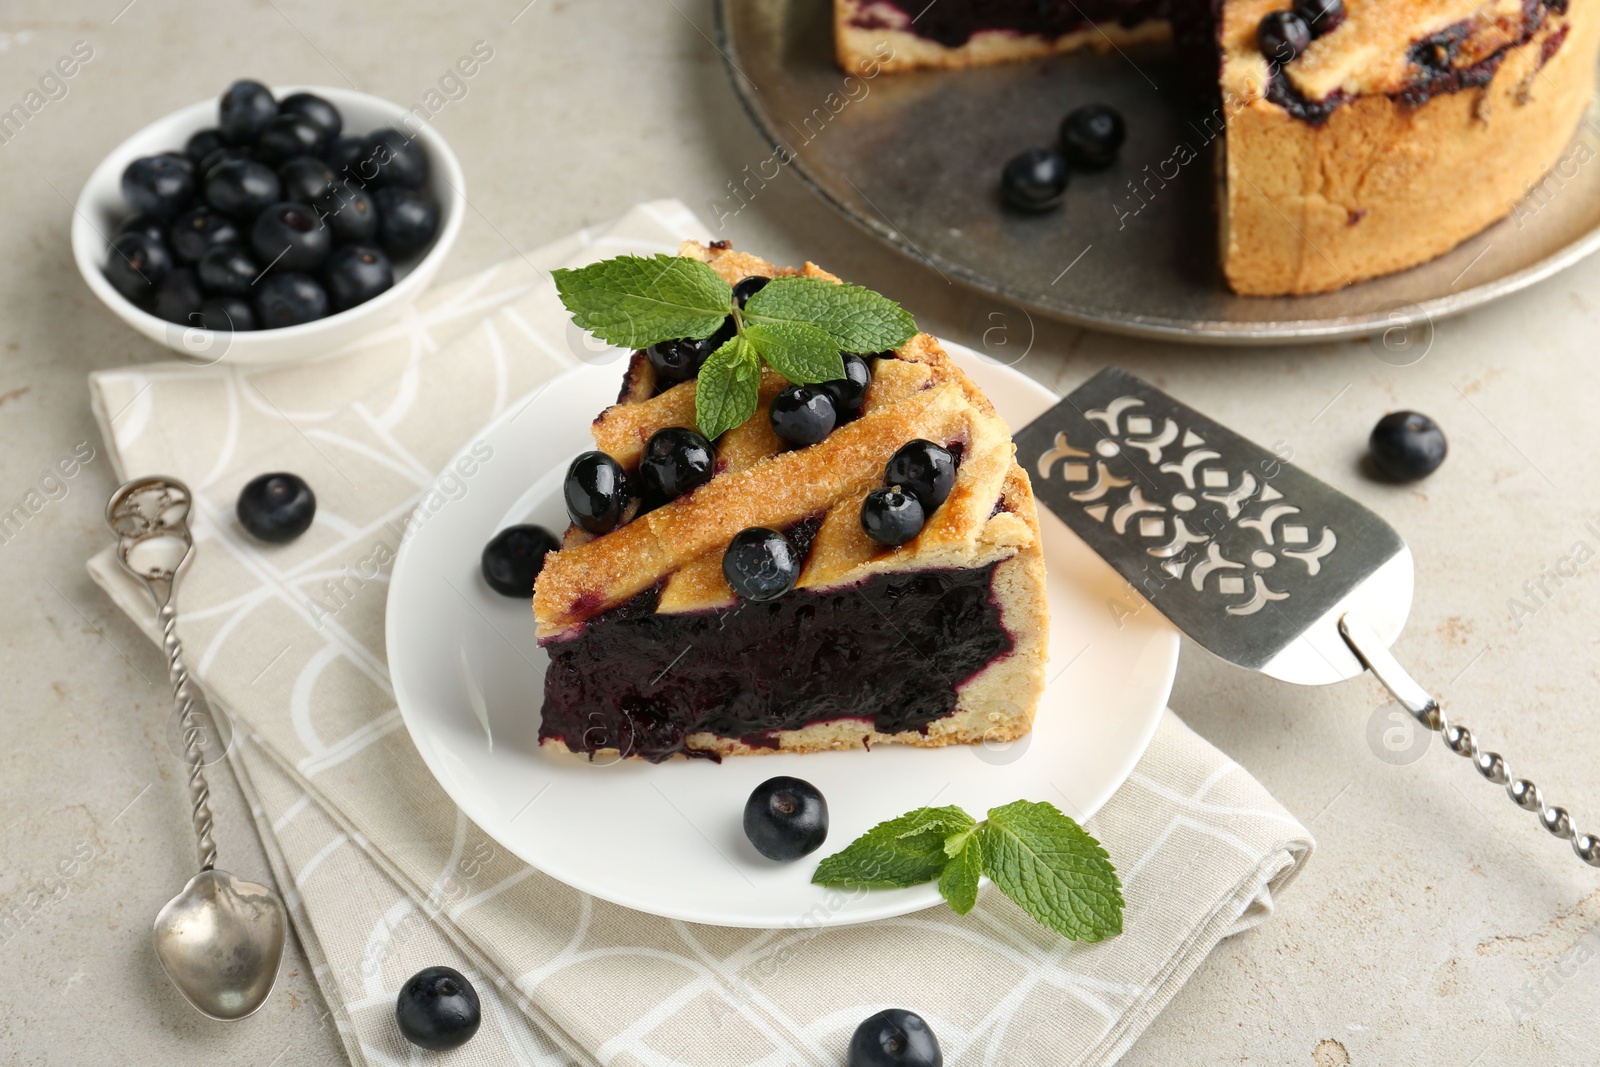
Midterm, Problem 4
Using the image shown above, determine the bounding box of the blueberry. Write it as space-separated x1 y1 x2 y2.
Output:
769 385 837 448
1000 148 1068 212
373 186 440 256
197 244 260 296
103 232 171 304
645 337 709 382
822 352 874 419
563 450 628 534
236 472 316 542
323 135 369 184
1293 0 1345 36
184 127 224 163
1258 11 1312 65
706 314 737 352
277 91 342 142
278 156 336 204
152 268 204 324
167 207 242 264
481 524 560 598
861 486 925 547
847 1009 943 1067
640 427 715 503
1369 411 1447 481
252 201 331 272
395 966 480 1053
121 154 196 220
885 439 956 511
722 526 801 601
314 181 379 244
255 113 327 166
1060 104 1126 170
218 79 277 145
254 271 329 328
116 213 168 244
732 275 770 308
364 126 429 188
195 296 256 332
198 145 252 180
205 158 282 220
321 244 393 312
742 776 828 861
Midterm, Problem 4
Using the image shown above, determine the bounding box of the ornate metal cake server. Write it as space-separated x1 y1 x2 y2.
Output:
1015 368 1598 869
107 476 288 1019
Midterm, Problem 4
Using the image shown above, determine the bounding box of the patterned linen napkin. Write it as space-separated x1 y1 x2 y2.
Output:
84 200 1314 1067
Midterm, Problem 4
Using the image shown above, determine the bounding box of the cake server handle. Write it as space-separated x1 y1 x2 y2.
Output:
1340 613 1600 869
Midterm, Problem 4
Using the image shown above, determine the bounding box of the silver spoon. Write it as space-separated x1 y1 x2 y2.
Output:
107 475 287 1021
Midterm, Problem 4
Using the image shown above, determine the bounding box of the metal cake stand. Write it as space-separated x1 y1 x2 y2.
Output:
713 1 1600 344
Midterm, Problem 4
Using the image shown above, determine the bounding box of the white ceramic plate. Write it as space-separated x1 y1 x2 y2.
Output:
387 344 1179 928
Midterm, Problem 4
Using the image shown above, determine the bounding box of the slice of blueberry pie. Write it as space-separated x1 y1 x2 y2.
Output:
533 242 1048 762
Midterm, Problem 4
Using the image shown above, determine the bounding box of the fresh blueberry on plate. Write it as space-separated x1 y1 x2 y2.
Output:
236 472 316 542
324 135 370 184
322 244 393 311
822 352 874 419
1369 411 1447 481
847 1008 943 1067
769 385 837 448
885 439 956 511
195 296 256 332
373 186 440 256
277 91 342 142
723 526 800 601
152 267 204 325
481 524 560 598
564 450 628 534
254 113 327 166
218 79 278 145
645 337 709 382
121 154 196 220
104 231 171 304
277 155 337 204
732 274 770 308
395 966 480 1052
640 426 716 503
205 158 282 220
167 207 242 264
743 776 828 861
184 127 224 163
365 126 429 188
1000 148 1068 213
254 271 329 327
861 486 925 547
252 201 331 272
116 213 169 244
1060 104 1126 170
1258 10 1312 64
314 181 379 244
197 244 260 296
197 145 252 181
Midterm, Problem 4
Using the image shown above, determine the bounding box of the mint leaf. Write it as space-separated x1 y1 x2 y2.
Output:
979 801 1123 942
812 806 975 889
937 831 982 915
743 321 846 384
743 276 916 354
695 334 761 440
552 254 731 349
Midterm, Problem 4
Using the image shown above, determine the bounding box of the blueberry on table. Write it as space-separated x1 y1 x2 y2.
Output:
722 527 800 602
732 274 770 308
152 268 204 325
277 91 342 141
314 181 379 244
277 155 336 204
1293 0 1345 36
104 231 171 304
769 385 837 448
640 426 716 503
252 201 331 272
121 154 196 220
563 450 628 534
322 244 393 312
116 213 168 244
743 776 828 861
365 126 429 188
167 207 242 264
236 472 315 542
197 244 260 297
1000 148 1068 213
822 351 874 419
847 1008 943 1067
885 439 956 511
861 486 925 547
373 186 440 256
1258 11 1312 65
205 158 282 220
218 79 278 145
645 337 709 382
396 966 480 1052
195 296 256 332
1059 104 1126 170
481 524 560 598
254 271 330 328
184 127 224 163
255 113 327 166
1369 411 1447 481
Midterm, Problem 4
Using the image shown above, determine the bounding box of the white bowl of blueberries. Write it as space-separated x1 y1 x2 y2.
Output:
72 81 465 366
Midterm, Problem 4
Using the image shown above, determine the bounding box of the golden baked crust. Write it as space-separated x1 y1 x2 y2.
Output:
533 242 1049 759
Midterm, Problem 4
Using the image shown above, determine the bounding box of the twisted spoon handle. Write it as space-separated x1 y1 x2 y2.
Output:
159 602 217 872
1341 614 1599 869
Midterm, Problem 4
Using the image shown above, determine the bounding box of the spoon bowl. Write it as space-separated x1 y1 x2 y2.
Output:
153 869 286 1021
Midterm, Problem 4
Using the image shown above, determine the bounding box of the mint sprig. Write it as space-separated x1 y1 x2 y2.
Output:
552 256 917 439
813 800 1124 941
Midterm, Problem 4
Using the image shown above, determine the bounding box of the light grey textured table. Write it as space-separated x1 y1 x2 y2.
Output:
2 2 1596 1064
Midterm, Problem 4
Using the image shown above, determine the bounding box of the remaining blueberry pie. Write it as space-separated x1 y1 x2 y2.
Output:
532 242 1048 762
834 0 1598 296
